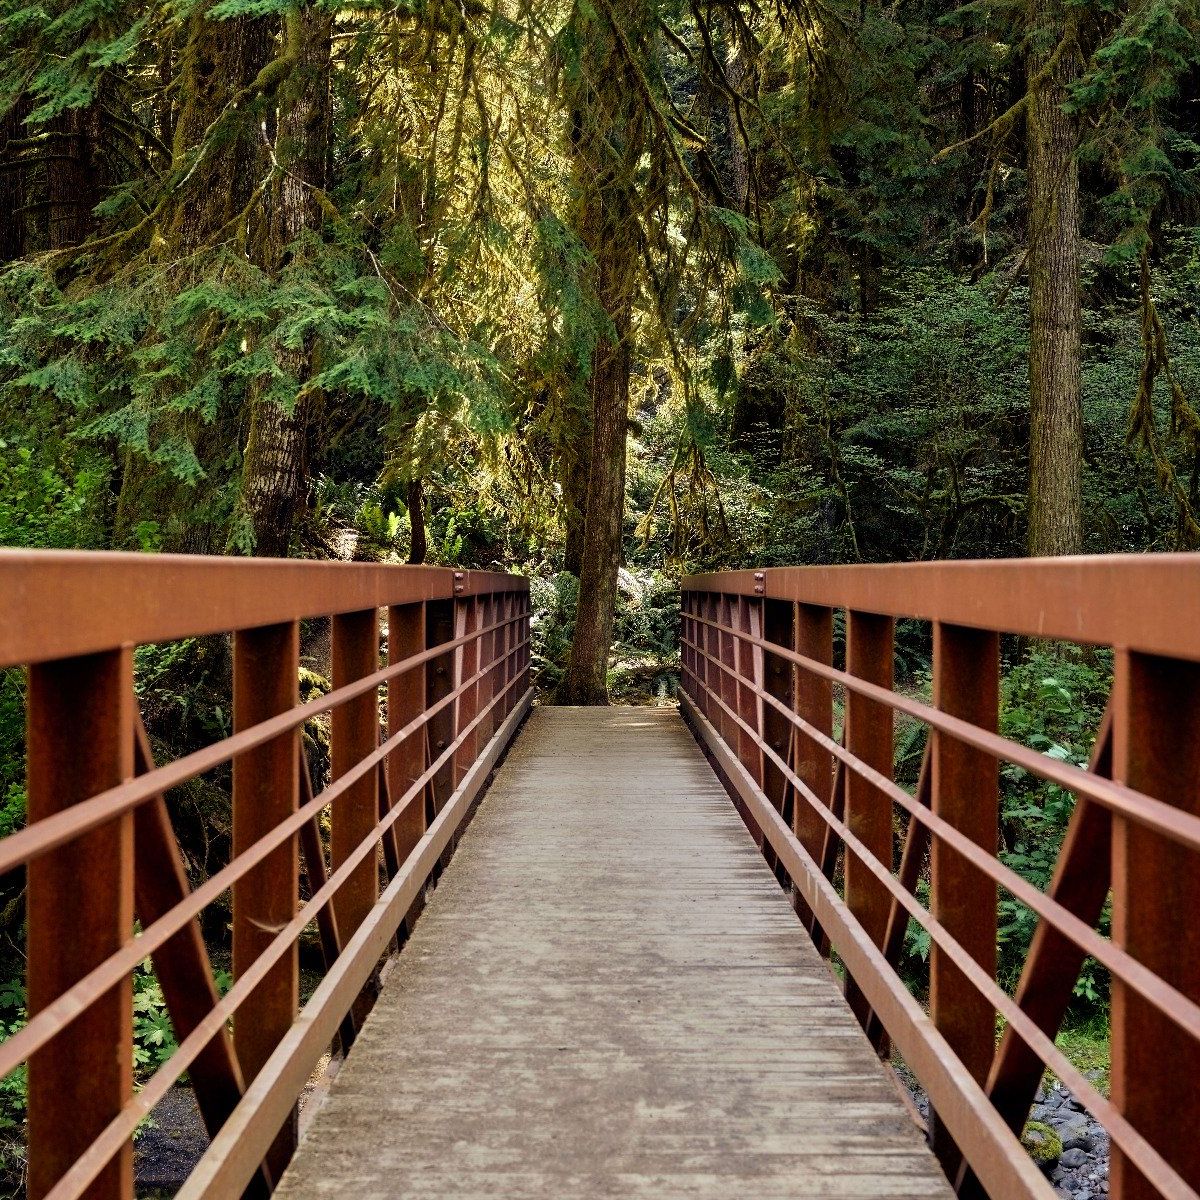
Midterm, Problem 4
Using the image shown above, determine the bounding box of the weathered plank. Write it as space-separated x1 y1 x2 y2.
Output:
275 707 952 1199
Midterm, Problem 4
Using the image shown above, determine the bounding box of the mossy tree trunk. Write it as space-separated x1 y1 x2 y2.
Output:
168 7 272 253
1025 5 1083 557
558 0 647 705
237 5 333 555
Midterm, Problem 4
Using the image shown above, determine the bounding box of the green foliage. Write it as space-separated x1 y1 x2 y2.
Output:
998 646 1113 1014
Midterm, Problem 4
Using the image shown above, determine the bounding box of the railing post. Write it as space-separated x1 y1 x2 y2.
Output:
793 603 834 876
27 649 135 1200
843 610 894 1035
686 588 696 700
762 599 795 886
425 599 457 825
232 621 300 1182
331 609 380 942
479 593 497 746
499 591 515 718
454 596 481 785
1110 651 1200 1200
734 597 765 789
929 623 999 1176
703 592 721 728
388 602 427 866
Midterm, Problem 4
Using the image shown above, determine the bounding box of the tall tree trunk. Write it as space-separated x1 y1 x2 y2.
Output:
0 107 26 261
558 0 646 704
561 436 590 575
169 8 272 252
237 5 333 554
560 309 631 703
47 107 101 249
1026 9 1083 557
407 479 427 564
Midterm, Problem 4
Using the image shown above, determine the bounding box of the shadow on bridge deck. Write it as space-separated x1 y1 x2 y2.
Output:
274 706 952 1199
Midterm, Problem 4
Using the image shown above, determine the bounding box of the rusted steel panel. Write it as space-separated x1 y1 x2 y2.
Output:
0 550 526 668
684 557 1200 661
232 621 300 1183
929 623 999 1177
1111 652 1200 1200
27 648 135 1200
331 609 381 942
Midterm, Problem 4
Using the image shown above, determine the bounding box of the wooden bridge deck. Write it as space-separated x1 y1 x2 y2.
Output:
275 707 954 1199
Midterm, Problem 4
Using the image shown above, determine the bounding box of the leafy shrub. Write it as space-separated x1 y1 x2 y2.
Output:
997 645 1113 1014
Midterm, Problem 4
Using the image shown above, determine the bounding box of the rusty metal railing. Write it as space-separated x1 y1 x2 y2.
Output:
680 557 1200 1200
0 551 531 1200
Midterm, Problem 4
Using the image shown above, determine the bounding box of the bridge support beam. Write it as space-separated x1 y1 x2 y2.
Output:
792 603 834 932
27 648 135 1200
929 623 998 1181
843 611 894 1040
233 620 300 1184
1111 651 1200 1200
388 602 427 869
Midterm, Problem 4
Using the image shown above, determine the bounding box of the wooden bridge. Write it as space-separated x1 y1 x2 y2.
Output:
0 552 1197 1200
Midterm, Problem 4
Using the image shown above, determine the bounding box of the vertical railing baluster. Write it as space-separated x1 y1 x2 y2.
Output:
1110 650 1200 1200
734 597 765 786
763 599 796 887
331 609 380 944
929 622 999 1176
794 604 834 875
843 610 895 1038
717 595 738 752
27 649 135 1200
425 599 457 829
454 596 481 784
703 593 718 725
481 593 498 745
498 591 514 718
232 621 300 1182
388 601 427 868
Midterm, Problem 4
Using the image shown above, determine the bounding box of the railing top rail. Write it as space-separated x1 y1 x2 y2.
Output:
683 552 1200 661
0 549 528 668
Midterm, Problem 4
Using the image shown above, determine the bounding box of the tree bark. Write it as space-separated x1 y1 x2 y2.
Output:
0 106 26 261
407 479 427 564
47 107 101 249
236 5 333 554
169 8 272 253
561 435 590 576
1026 9 1083 557
560 313 631 703
558 1 646 704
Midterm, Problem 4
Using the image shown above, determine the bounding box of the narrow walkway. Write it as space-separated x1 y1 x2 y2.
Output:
276 707 953 1199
